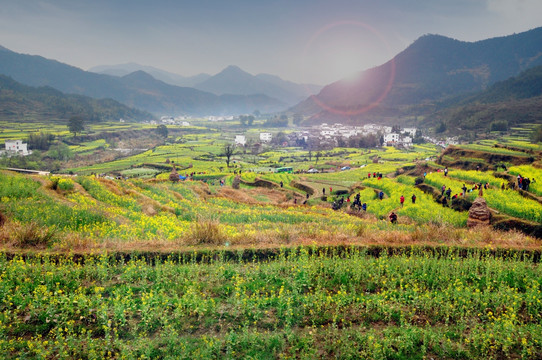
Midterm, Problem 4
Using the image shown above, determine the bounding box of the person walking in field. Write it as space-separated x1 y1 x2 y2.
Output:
322 187 325 195
362 203 367 212
379 191 384 200
400 195 405 207
444 167 448 176
389 212 397 224
411 194 416 204
441 185 446 196
329 187 333 194
445 187 452 199
462 184 467 196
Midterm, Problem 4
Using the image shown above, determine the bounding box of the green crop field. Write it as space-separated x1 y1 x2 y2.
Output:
2 249 542 359
2 121 542 359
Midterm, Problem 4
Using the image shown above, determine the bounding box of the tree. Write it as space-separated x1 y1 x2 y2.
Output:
315 151 321 164
247 115 255 126
532 124 542 143
68 116 84 137
223 143 235 168
253 110 261 118
435 122 447 134
271 132 287 146
156 124 168 138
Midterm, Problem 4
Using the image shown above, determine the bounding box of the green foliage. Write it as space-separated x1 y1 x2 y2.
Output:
26 132 54 151
155 124 168 138
68 116 85 137
435 121 447 133
47 142 73 161
531 124 542 143
1 250 542 359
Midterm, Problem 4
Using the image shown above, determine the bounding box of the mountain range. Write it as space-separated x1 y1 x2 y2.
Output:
293 27 542 126
0 46 287 116
90 64 322 106
0 74 152 122
2 27 542 128
89 63 211 88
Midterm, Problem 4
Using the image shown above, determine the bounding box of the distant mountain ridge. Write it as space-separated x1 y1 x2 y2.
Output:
193 65 322 106
0 74 152 122
0 47 286 115
89 63 211 88
293 27 542 125
91 63 322 106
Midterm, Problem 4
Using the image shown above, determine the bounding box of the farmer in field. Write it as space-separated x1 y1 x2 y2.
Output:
389 212 397 224
400 195 405 207
411 194 416 204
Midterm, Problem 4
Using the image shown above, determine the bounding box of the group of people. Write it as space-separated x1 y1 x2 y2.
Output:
368 172 383 179
516 175 533 191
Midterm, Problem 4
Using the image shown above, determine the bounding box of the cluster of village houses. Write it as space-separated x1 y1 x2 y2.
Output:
232 123 457 148
3 117 459 158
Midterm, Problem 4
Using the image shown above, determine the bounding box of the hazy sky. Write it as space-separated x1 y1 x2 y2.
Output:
0 0 541 85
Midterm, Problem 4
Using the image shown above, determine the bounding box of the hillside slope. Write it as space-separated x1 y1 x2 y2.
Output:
293 27 542 125
0 75 152 122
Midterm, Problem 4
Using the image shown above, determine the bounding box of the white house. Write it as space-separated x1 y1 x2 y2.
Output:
402 136 413 145
235 135 246 146
260 132 272 142
4 140 30 156
403 128 417 137
181 121 191 127
383 133 399 144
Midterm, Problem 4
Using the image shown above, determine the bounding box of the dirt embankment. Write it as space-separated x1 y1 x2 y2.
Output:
239 177 279 189
438 146 536 170
291 180 315 195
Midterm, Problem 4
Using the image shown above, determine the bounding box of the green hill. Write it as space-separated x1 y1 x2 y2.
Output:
425 66 542 132
0 74 153 122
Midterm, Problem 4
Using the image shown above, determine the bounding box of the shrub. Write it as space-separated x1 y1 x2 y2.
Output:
13 222 56 248
186 216 226 245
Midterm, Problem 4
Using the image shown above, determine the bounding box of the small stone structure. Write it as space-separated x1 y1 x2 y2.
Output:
467 196 491 228
232 176 241 189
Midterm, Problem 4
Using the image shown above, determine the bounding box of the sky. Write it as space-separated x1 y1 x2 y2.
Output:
0 0 541 85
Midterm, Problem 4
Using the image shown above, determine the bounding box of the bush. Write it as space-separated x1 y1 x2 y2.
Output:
13 222 56 248
186 216 226 245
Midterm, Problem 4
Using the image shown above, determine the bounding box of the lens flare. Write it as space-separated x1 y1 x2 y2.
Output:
303 20 396 116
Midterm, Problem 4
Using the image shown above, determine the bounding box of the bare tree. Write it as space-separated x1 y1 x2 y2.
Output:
223 143 235 168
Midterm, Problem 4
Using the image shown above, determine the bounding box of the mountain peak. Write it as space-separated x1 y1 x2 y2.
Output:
122 70 156 82
221 65 249 75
